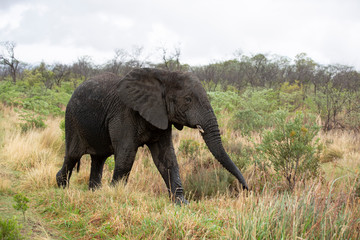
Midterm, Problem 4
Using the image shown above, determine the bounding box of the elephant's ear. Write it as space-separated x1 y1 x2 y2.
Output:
118 70 169 130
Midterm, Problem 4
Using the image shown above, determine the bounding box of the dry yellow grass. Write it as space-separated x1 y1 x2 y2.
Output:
0 178 11 193
319 130 360 184
0 109 64 190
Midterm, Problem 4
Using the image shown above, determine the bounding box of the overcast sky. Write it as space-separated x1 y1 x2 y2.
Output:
1 0 360 69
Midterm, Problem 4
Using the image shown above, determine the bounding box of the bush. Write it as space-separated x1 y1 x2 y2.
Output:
233 88 279 135
178 139 200 159
0 77 72 117
257 110 321 189
207 90 241 115
279 81 304 111
0 217 24 240
18 110 46 133
240 88 279 114
13 193 29 221
233 109 268 136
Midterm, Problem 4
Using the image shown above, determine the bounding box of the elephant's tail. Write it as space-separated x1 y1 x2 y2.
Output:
76 160 81 172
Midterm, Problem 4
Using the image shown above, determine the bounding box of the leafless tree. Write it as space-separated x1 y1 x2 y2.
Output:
104 49 128 76
193 63 226 91
158 46 187 72
127 45 148 68
52 63 71 87
72 56 94 82
0 41 20 83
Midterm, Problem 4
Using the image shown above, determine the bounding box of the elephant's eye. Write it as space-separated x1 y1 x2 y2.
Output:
185 96 192 104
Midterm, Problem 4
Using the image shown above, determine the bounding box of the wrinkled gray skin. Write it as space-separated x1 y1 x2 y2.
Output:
56 68 248 204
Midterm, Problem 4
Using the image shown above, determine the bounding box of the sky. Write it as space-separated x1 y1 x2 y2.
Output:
1 0 360 69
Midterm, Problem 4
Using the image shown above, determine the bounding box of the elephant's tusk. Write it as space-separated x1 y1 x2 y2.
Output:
196 125 204 133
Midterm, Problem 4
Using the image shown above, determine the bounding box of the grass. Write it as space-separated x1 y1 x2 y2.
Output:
0 105 359 239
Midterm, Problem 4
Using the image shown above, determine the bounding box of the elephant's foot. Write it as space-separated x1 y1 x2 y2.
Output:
89 180 102 191
174 195 189 205
56 170 68 188
170 187 188 205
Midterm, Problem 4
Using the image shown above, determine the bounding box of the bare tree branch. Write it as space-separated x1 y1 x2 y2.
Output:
0 41 20 83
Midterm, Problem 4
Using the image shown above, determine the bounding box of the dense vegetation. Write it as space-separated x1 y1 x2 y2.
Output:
2 42 360 131
0 43 359 239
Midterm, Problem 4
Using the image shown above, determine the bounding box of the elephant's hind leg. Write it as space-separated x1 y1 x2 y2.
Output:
56 155 81 188
89 155 108 190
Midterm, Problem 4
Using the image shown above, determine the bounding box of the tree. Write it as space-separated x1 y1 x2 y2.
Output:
157 46 189 72
103 46 150 77
34 62 54 89
315 64 358 130
103 49 128 76
193 62 226 91
52 63 70 87
71 56 94 87
0 41 20 83
294 53 316 99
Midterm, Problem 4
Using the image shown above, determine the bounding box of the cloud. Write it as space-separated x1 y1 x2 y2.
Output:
0 0 28 10
1 0 360 69
0 4 30 32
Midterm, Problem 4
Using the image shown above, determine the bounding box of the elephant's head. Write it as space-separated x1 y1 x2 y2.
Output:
118 68 248 190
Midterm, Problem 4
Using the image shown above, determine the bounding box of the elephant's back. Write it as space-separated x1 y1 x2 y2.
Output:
70 73 119 104
65 73 120 153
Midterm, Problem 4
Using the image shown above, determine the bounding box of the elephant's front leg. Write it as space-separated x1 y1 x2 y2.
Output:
148 130 188 205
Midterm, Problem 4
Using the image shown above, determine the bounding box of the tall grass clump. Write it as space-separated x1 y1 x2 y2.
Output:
227 179 360 239
1 115 63 190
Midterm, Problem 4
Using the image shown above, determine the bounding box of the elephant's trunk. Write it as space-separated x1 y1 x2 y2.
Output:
198 110 248 190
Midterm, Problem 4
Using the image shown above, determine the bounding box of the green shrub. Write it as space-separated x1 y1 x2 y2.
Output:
279 81 304 111
0 217 24 240
233 109 268 136
18 110 46 133
257 110 321 189
0 77 72 117
178 139 200 159
207 90 241 115
233 88 279 135
13 193 29 221
240 88 279 114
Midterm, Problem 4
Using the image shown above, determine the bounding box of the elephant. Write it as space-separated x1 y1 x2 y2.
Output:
56 68 248 204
